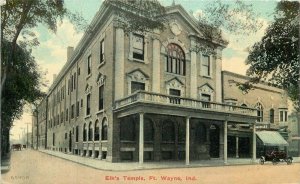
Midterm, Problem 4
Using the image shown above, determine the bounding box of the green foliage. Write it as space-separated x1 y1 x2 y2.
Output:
105 0 166 34
1 40 45 128
246 1 299 110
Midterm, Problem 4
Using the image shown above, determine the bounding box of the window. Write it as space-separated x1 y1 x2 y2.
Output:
61 112 64 124
256 103 264 122
131 81 145 94
165 43 185 75
94 120 99 141
202 55 210 76
87 55 92 75
83 123 87 142
81 99 83 108
162 121 175 142
66 108 69 121
75 126 79 142
53 133 55 146
71 75 73 92
88 122 93 141
65 132 67 139
279 109 288 122
144 119 154 142
68 79 70 95
78 67 80 75
100 39 105 63
99 85 104 111
201 94 211 108
270 109 274 124
102 118 108 141
169 89 181 104
132 34 144 60
71 104 75 119
120 118 135 141
86 94 91 116
74 72 76 90
76 101 79 117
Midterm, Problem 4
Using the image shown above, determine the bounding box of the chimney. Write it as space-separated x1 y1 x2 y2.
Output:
67 46 74 61
53 74 57 83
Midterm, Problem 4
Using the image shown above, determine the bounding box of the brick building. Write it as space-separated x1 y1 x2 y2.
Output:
32 1 289 164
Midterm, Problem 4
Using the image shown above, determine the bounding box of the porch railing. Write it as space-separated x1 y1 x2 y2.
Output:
114 91 257 116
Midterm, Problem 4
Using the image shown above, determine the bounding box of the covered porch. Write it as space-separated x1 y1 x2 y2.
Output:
113 91 258 165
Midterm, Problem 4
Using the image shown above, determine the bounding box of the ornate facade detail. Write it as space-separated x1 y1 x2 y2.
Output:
199 84 214 94
85 84 92 94
96 73 106 86
169 20 182 36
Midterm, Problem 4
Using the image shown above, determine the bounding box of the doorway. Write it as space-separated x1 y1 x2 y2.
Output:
209 124 219 158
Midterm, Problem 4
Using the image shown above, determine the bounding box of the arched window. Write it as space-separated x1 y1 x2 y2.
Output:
88 122 93 141
94 120 100 141
165 43 185 75
102 118 108 141
256 103 264 122
162 120 175 142
241 104 247 107
75 126 79 142
83 123 87 142
144 119 154 142
270 109 275 124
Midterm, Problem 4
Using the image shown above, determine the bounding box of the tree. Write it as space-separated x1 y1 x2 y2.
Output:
245 1 299 111
1 40 45 156
0 0 86 157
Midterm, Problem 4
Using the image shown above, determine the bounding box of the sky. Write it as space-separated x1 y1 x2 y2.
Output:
10 0 279 142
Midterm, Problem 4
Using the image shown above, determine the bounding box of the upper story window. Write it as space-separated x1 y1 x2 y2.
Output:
131 81 145 94
202 55 211 76
132 34 144 60
86 94 91 116
98 85 104 111
279 109 288 122
100 39 105 64
270 109 275 124
87 55 92 75
165 43 185 75
256 103 264 122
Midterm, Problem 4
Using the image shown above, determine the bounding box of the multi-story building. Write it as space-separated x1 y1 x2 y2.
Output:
33 1 289 164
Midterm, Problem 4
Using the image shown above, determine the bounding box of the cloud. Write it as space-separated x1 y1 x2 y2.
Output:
222 55 249 75
33 19 83 86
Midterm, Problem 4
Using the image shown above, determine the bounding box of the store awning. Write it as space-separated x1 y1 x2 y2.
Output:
256 131 289 146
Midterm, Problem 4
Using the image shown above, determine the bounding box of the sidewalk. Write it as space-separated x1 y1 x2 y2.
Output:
38 149 300 171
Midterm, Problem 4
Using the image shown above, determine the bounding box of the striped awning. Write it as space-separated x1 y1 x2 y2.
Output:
256 131 289 146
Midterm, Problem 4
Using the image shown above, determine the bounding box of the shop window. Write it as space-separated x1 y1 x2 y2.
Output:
88 122 93 141
102 118 108 141
94 120 100 141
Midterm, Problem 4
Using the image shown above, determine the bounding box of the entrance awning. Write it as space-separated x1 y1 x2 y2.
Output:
256 131 289 146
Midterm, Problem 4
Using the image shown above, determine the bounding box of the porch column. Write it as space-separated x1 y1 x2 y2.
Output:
252 123 256 163
139 113 144 165
224 121 228 164
235 136 239 158
114 28 125 100
185 117 190 165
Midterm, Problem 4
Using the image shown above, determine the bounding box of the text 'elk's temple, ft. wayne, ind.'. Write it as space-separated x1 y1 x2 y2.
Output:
32 0 292 165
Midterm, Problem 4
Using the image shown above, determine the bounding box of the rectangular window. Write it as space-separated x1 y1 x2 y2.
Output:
74 72 76 90
99 85 104 110
53 133 55 146
78 67 80 75
76 126 79 142
202 55 210 76
71 104 75 119
132 34 144 60
66 108 69 121
87 55 92 75
100 39 105 63
201 94 211 108
86 94 91 115
76 101 79 117
169 89 181 104
280 111 284 122
131 81 145 94
68 79 70 95
71 75 73 92
81 99 83 108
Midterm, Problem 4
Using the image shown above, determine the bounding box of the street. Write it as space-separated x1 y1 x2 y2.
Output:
1 150 300 184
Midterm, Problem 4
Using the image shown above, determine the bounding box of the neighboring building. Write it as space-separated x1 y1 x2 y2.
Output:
32 1 289 164
222 71 289 157
32 98 47 149
288 112 299 156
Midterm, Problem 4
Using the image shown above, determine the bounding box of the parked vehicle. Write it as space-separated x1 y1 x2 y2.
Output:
259 150 293 165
